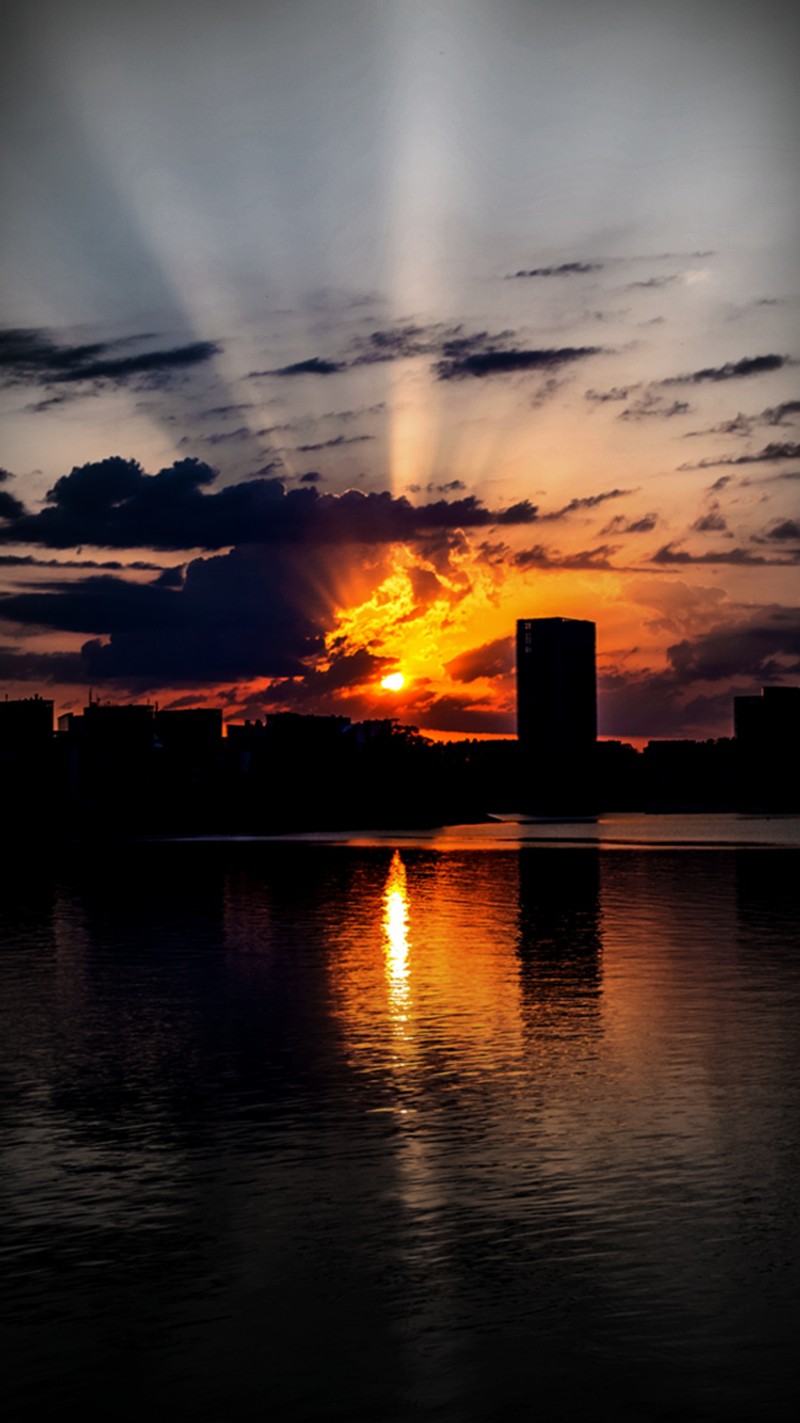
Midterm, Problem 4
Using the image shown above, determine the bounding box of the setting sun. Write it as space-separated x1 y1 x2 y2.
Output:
381 672 406 692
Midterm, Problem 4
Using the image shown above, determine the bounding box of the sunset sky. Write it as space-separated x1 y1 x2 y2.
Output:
1 0 798 739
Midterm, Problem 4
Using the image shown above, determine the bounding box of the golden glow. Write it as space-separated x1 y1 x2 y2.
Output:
381 672 406 692
383 850 410 1007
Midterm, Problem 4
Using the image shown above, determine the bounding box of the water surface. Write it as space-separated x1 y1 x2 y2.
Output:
2 836 799 1420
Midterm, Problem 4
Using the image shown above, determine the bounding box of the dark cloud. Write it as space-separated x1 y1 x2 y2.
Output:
404 693 514 736
444 637 514 684
294 435 374 452
0 546 330 688
267 357 345 376
585 385 637 403
598 667 733 740
0 643 86 684
679 441 800 471
0 490 25 521
180 426 253 447
765 519 800 541
667 607 800 683
649 542 798 567
626 275 679 290
662 354 793 386
0 328 120 382
408 480 467 495
299 471 323 484
25 394 71 412
261 648 391 711
599 603 800 739
707 476 733 492
691 506 728 533
435 344 602 381
601 513 659 535
619 395 690 421
540 488 634 521
0 455 539 551
0 327 220 394
350 323 461 365
319 403 386 422
761 400 800 425
197 403 254 419
52 342 220 386
0 554 165 570
514 543 620 571
684 400 800 440
508 263 602 279
684 413 754 439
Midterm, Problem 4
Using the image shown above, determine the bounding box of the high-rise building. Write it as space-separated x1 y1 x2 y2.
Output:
516 617 597 812
734 684 800 809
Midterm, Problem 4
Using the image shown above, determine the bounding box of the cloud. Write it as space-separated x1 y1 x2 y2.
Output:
0 643 86 684
0 489 25 521
197 403 254 419
598 602 800 738
0 328 119 381
514 543 620 571
0 546 330 687
294 435 374 452
765 519 800 541
598 667 733 740
349 323 461 365
691 505 728 533
667 607 800 683
180 426 253 447
52 343 220 386
0 554 165 570
0 327 221 393
540 488 635 521
762 400 800 425
0 455 539 551
626 275 679 290
408 480 468 495
508 262 602 279
444 637 514 684
619 395 690 421
267 357 345 376
259 647 392 710
585 385 638 403
319 403 387 423
435 343 602 381
684 400 800 440
649 542 798 567
601 513 658 535
679 441 800 470
662 354 793 386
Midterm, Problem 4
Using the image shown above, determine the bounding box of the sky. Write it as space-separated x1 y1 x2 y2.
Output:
1 0 798 739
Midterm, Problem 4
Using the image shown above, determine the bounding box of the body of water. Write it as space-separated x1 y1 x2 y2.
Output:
2 820 799 1420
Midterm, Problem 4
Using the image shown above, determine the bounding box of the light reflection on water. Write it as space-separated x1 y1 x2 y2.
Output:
1 843 799 1422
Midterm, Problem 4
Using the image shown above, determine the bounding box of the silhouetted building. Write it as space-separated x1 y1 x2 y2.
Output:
516 617 596 813
0 696 55 831
0 695 53 748
734 685 800 810
642 738 735 811
155 707 222 751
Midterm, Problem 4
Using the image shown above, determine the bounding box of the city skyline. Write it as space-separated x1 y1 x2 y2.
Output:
1 0 799 742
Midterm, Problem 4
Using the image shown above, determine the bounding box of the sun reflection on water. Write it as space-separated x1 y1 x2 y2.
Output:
383 850 410 1014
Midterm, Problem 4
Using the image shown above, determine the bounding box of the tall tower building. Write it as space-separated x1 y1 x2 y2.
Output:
516 617 597 813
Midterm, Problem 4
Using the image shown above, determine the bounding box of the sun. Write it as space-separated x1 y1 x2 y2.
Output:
381 672 406 692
